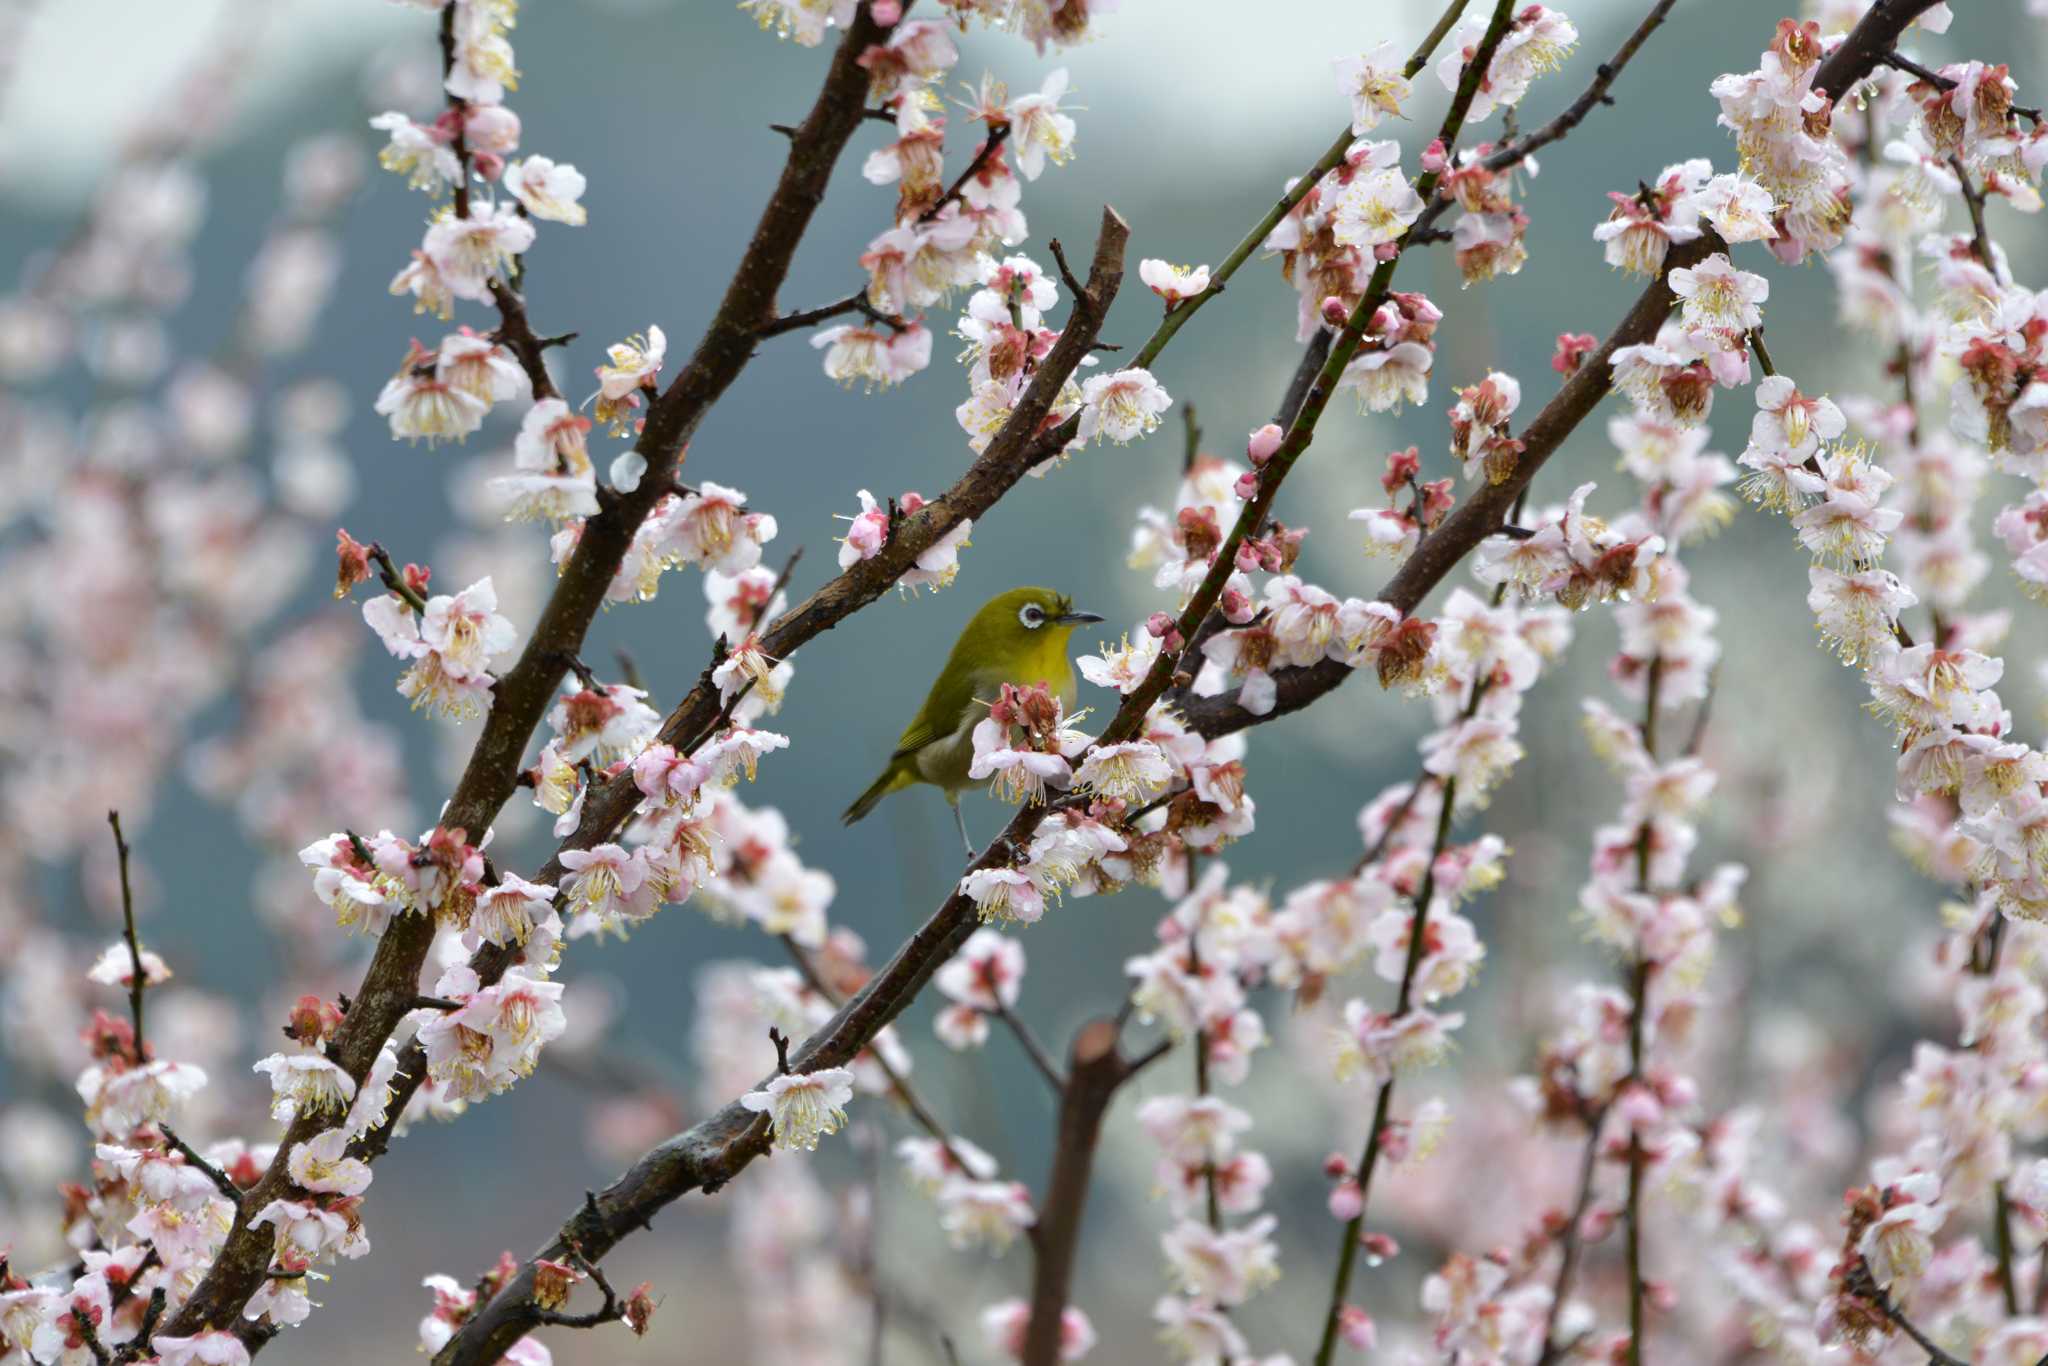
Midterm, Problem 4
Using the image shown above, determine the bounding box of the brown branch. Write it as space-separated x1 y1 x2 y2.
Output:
1534 1104 1612 1366
918 122 1010 226
436 0 564 399
781 937 980 1180
162 0 905 1343
426 213 1135 1366
1950 155 1999 278
992 998 1067 1094
1019 1018 1157 1366
105 811 146 1064
1877 48 2043 124
758 291 903 338
1810 2 1949 103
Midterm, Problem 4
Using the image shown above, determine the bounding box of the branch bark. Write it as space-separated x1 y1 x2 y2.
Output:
1018 1019 1154 1366
160 1 900 1342
429 207 1132 1366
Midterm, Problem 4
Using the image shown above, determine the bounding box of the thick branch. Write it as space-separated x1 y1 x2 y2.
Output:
1018 1019 1152 1366
1809 0 1947 103
428 208 1131 1366
164 1 899 1341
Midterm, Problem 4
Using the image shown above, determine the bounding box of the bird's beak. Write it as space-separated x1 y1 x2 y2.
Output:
1057 609 1105 625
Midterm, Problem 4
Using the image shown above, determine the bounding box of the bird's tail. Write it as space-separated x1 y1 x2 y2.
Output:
842 764 913 826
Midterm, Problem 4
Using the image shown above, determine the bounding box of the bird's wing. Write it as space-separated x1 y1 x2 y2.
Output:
888 662 984 761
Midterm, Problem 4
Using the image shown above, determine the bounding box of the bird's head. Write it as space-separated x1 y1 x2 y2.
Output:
961 586 1104 662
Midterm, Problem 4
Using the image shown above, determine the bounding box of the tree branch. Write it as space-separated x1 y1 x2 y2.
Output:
162 1 905 1342
106 810 146 1063
1018 1018 1152 1366
427 207 1132 1366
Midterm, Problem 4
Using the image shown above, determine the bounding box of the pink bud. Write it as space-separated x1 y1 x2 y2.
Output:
1337 1306 1377 1349
1327 1179 1363 1221
1320 295 1351 327
1581 1205 1617 1241
1234 471 1260 499
1246 422 1284 465
1145 612 1177 639
1220 587 1255 624
1649 1279 1678 1312
1615 1083 1663 1131
1360 1231 1400 1262
1235 543 1264 573
1420 138 1449 173
1373 241 1401 262
1322 1152 1352 1179
1551 331 1598 376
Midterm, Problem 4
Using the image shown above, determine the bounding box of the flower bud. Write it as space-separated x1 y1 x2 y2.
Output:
1327 1179 1363 1220
1234 471 1260 500
1552 331 1598 376
1338 1306 1377 1348
1246 423 1284 465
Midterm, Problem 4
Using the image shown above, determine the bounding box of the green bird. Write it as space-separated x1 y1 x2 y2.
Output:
842 586 1104 855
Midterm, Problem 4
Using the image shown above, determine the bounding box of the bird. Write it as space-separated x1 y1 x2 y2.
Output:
842 586 1103 856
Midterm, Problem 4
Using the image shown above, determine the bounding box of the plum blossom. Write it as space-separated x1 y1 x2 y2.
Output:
503 156 588 225
422 202 534 302
812 320 931 389
1079 367 1173 445
1074 739 1172 802
1009 69 1076 180
742 1067 857 1150
252 1052 356 1123
1139 259 1211 307
959 866 1048 926
1330 140 1425 249
1334 40 1412 134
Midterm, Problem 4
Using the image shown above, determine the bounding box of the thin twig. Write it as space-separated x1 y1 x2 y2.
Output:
1877 49 2043 124
1312 774 1464 1366
1534 1104 1612 1366
106 811 146 1063
365 542 430 616
159 1125 243 1210
917 122 1011 227
1411 0 1683 239
993 998 1068 1094
1949 155 1999 279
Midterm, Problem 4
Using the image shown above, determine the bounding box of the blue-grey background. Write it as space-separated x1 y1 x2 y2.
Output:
5 1 2047 1359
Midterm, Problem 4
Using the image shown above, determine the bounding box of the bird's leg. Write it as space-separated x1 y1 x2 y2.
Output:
949 794 974 858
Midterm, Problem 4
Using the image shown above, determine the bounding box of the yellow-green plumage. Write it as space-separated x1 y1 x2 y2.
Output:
842 586 1100 829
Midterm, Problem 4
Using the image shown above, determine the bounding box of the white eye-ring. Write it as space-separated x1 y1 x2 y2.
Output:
1019 604 1046 628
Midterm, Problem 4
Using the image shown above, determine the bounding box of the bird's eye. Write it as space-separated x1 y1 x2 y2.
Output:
1018 605 1045 628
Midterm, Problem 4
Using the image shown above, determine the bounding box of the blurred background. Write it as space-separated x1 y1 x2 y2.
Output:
3 0 2047 1360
